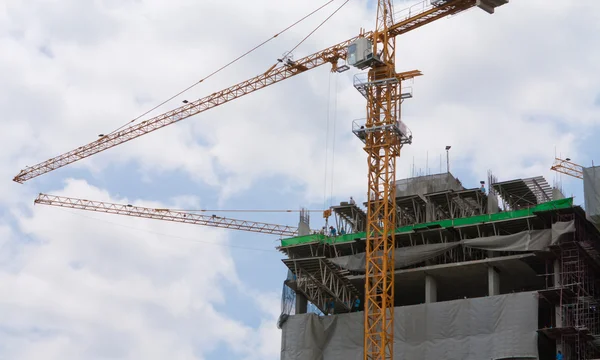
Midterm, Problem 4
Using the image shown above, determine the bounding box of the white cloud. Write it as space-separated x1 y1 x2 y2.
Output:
0 180 280 359
2 1 598 203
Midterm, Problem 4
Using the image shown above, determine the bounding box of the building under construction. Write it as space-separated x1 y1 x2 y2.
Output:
278 167 600 360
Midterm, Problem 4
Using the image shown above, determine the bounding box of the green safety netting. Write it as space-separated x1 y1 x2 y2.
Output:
280 198 574 248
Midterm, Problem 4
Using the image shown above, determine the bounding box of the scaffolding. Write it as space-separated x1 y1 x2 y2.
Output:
540 213 600 359
331 202 367 234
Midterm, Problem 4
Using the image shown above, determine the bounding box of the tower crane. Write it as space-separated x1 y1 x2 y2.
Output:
34 193 304 237
551 157 584 180
16 1 511 359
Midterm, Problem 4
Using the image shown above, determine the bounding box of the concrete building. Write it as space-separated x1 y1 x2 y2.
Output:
277 169 600 360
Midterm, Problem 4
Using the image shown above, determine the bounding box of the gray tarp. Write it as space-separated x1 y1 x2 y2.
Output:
330 221 574 272
281 292 539 360
463 220 574 251
584 166 600 230
330 242 460 271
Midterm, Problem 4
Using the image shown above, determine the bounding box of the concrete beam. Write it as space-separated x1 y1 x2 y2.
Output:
347 253 535 280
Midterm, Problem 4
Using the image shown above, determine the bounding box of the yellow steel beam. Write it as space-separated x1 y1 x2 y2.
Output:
34 193 300 236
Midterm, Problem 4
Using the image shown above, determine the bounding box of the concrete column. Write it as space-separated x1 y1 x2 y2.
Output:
297 221 310 237
425 274 437 303
488 266 500 296
552 259 564 353
295 292 307 314
553 259 561 288
552 187 565 201
554 259 563 328
425 203 435 222
487 194 499 214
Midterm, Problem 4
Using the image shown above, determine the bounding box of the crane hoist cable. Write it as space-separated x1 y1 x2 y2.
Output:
106 0 340 137
322 73 339 209
282 0 350 60
323 72 332 209
329 73 338 206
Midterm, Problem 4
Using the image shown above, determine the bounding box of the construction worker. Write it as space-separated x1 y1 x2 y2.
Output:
556 350 563 360
352 295 360 312
349 196 356 205
329 226 337 237
480 182 486 194
328 298 335 315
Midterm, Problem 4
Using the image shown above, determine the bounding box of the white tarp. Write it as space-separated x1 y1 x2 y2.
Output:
584 166 600 230
330 221 574 272
281 292 539 360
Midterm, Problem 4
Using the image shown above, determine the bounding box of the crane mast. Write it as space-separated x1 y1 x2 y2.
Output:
356 1 507 358
362 1 401 358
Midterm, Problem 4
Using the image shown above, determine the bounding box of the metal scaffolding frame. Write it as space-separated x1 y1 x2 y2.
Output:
332 204 368 234
395 195 426 226
541 213 600 359
282 257 360 314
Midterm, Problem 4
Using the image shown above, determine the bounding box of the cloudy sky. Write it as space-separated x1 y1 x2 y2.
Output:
1 0 599 359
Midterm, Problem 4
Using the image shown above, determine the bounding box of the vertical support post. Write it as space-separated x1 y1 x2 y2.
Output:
425 274 437 303
488 266 500 296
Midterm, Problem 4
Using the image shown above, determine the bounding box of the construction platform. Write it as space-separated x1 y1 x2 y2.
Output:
278 169 600 360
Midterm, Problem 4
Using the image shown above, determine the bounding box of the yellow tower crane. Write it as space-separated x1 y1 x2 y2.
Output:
551 157 584 180
14 1 511 358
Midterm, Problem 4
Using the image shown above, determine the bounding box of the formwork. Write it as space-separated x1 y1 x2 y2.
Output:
277 172 600 360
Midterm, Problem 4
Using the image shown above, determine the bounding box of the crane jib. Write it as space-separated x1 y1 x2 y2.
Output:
34 193 300 237
10 0 495 184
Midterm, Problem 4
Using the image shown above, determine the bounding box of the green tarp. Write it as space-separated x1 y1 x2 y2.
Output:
280 198 574 248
